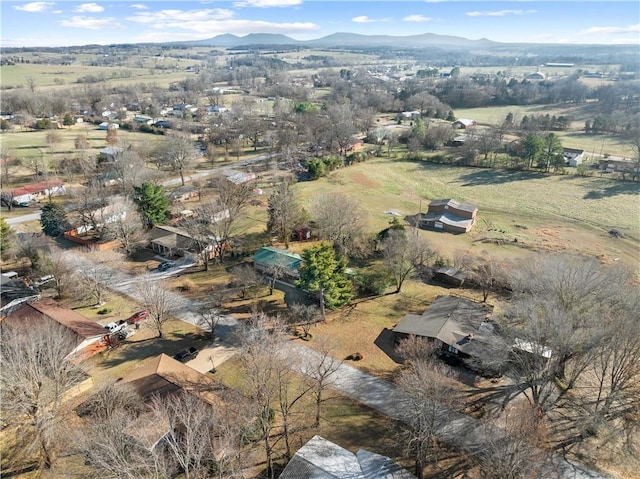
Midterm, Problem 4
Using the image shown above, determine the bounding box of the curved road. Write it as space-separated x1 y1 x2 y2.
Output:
61 248 607 479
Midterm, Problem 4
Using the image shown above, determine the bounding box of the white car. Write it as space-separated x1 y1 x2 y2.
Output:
104 321 126 334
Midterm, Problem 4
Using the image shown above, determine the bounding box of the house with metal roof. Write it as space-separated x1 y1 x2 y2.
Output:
279 435 415 479
252 246 303 279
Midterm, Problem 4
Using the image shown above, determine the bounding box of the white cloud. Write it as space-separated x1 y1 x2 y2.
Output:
127 8 235 25
467 9 537 17
129 4 148 9
403 14 432 23
234 0 302 7
578 24 640 35
75 3 104 13
352 16 383 24
60 16 124 30
14 2 54 12
52 9 62 14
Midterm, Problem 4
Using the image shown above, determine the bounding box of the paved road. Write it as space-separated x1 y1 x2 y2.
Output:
5 211 41 226
61 248 608 479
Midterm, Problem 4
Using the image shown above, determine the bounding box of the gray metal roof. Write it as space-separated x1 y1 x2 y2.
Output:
279 436 415 479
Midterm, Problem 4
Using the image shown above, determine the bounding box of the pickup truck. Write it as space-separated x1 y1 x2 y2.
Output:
173 347 199 362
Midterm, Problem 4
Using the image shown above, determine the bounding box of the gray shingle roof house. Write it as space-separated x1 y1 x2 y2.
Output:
418 199 478 234
279 435 415 479
392 295 494 360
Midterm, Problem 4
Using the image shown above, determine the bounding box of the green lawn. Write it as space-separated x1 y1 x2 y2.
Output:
295 157 640 266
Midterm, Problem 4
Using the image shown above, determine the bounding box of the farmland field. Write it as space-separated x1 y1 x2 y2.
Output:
295 157 640 268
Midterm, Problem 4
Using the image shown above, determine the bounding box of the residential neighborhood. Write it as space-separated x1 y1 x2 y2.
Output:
0 6 638 479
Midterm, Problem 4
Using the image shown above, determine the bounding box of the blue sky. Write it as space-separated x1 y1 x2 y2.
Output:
2 1 639 47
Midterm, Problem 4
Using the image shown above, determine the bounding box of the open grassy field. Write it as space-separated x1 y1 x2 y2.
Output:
295 157 640 268
453 105 634 158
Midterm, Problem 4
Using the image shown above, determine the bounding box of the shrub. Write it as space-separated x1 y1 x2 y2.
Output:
97 307 111 315
353 267 394 296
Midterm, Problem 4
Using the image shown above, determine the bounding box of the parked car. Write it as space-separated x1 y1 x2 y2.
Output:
104 320 126 334
158 261 176 272
126 309 150 324
173 347 199 362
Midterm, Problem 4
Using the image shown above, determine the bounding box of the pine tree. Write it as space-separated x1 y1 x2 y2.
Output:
0 217 14 259
132 182 170 227
40 202 67 237
297 243 353 312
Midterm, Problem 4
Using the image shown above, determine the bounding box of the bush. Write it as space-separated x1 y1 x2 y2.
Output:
97 307 111 315
178 279 195 292
353 267 394 296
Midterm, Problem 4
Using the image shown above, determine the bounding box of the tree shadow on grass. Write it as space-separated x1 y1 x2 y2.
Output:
455 168 547 187
582 180 640 199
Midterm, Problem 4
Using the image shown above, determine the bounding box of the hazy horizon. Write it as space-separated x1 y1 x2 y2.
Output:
1 0 638 48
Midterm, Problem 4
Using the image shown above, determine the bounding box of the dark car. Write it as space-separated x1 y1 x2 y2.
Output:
173 347 199 362
157 261 175 272
126 310 150 324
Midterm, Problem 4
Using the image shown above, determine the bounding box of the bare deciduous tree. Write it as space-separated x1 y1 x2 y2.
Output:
312 193 366 257
471 403 550 479
159 133 198 186
383 229 435 293
1 320 87 470
77 249 119 306
266 180 305 248
396 357 460 479
101 199 145 257
136 275 175 338
196 291 228 340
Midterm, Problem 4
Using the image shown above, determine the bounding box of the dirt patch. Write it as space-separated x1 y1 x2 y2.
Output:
349 171 380 190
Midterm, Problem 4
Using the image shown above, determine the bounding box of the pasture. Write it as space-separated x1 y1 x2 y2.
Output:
295 157 640 268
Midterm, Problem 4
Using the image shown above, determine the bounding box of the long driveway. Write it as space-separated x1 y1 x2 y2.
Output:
61 249 607 479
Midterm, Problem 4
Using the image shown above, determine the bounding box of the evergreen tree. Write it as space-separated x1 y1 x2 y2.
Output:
132 182 170 227
0 217 14 259
297 243 353 312
40 202 67 237
541 133 564 172
522 133 544 169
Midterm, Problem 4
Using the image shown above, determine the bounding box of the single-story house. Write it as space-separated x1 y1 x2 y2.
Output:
1 299 109 362
526 72 546 80
433 266 466 287
279 435 415 479
98 121 119 130
11 178 65 205
122 353 227 407
401 110 421 120
453 119 476 129
252 247 303 279
392 295 494 362
220 169 257 185
598 157 638 174
133 115 153 125
418 199 478 234
167 185 198 203
149 225 196 258
99 146 124 162
563 148 585 167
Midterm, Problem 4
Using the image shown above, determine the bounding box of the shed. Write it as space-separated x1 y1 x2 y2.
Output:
453 119 475 129
433 266 466 287
563 148 585 167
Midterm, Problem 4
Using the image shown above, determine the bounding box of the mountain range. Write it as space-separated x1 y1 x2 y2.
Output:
189 32 497 48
